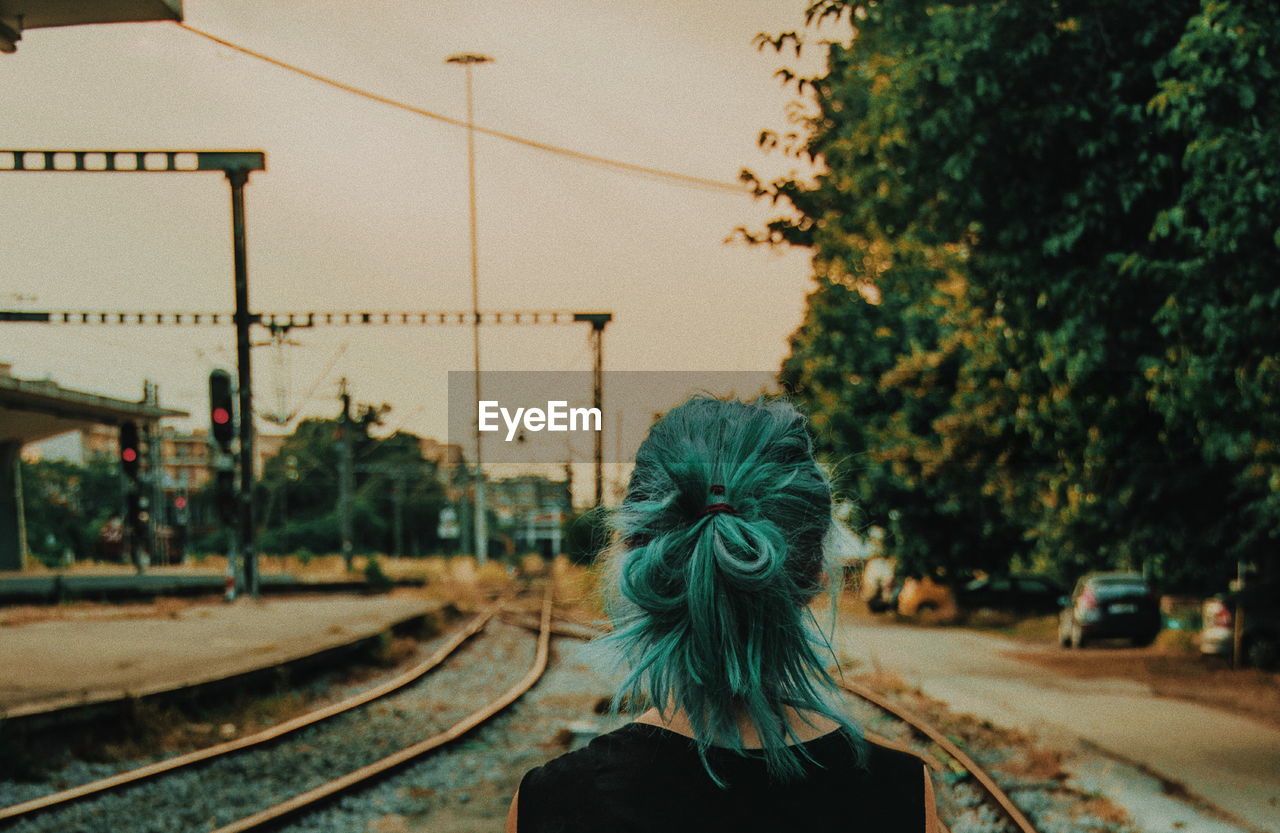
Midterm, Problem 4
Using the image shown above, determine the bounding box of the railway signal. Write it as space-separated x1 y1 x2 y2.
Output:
118 421 148 571
209 369 240 592
208 370 238 525
209 369 235 452
119 421 141 481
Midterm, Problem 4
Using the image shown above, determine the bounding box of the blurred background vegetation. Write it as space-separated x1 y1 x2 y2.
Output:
748 0 1278 591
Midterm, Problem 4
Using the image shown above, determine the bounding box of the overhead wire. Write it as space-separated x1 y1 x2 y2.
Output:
174 23 748 197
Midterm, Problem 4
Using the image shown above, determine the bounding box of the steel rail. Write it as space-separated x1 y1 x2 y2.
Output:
838 679 1040 833
208 585 554 833
0 608 498 823
498 611 600 641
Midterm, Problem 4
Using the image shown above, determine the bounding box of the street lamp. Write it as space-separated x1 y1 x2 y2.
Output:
446 52 493 564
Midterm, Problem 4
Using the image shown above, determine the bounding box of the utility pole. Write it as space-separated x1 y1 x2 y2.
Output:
574 313 612 507
447 52 494 564
338 377 355 570
227 166 259 599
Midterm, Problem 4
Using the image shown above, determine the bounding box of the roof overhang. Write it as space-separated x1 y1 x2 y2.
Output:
1 0 182 52
0 372 186 445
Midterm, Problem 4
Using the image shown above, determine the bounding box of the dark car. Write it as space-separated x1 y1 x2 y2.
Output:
1058 572 1162 648
866 582 901 614
1200 581 1280 669
956 574 1063 615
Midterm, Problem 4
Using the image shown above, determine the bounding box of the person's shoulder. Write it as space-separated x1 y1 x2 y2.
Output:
519 723 672 830
521 723 660 793
862 735 933 782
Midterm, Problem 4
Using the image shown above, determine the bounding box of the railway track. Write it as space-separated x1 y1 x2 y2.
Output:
837 679 1040 833
1 587 552 832
210 587 552 833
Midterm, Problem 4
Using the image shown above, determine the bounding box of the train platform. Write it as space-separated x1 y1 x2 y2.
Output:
0 565 421 604
0 592 447 724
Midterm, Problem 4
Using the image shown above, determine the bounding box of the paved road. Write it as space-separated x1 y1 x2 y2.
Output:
836 618 1280 833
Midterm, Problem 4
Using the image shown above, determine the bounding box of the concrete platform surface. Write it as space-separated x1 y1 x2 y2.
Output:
0 596 442 719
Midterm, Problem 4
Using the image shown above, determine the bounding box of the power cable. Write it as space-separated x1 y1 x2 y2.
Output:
175 23 747 196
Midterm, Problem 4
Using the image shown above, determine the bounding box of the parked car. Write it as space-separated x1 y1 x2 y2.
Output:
1200 581 1279 670
1058 572 1161 648
897 576 955 617
956 574 1064 615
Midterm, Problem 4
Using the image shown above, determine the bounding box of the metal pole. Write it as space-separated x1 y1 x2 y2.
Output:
227 170 258 599
280 478 288 555
339 378 355 570
144 406 165 565
447 52 493 564
592 320 605 507
467 64 488 564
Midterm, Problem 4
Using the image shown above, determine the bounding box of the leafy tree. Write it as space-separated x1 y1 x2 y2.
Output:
19 457 122 564
254 407 446 557
755 0 1278 589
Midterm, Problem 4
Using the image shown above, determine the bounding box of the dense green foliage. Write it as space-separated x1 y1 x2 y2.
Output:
755 0 1279 589
19 457 122 565
250 412 447 556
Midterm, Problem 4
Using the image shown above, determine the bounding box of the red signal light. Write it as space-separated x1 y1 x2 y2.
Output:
174 496 188 510
212 407 231 425
121 448 138 463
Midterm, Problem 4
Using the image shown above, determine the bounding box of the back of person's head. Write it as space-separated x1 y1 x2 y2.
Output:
602 395 860 783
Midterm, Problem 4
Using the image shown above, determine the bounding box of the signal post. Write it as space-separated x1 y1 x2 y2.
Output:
209 369 242 598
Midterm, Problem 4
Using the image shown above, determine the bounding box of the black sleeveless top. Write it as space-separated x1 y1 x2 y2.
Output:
517 723 928 832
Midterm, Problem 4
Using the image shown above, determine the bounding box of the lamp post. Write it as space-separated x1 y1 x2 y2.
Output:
446 52 493 564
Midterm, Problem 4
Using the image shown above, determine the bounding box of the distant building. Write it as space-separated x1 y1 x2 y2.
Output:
486 473 570 556
29 424 292 488
159 426 212 492
21 422 117 464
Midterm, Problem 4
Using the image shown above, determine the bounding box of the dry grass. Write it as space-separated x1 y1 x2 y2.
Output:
966 612 1062 642
999 745 1070 782
1072 796 1132 825
409 556 511 611
550 557 607 622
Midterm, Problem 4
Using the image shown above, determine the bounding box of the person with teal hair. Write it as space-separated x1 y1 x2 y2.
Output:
509 396 938 832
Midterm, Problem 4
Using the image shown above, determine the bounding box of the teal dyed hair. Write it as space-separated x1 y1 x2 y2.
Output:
601 396 863 784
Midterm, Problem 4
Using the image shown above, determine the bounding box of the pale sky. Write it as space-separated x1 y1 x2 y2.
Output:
2 0 833 449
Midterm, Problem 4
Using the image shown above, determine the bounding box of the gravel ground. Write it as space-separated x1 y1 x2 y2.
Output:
843 685 1140 833
270 632 1138 833
0 620 465 807
282 631 629 832
4 617 1140 833
1 619 534 833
